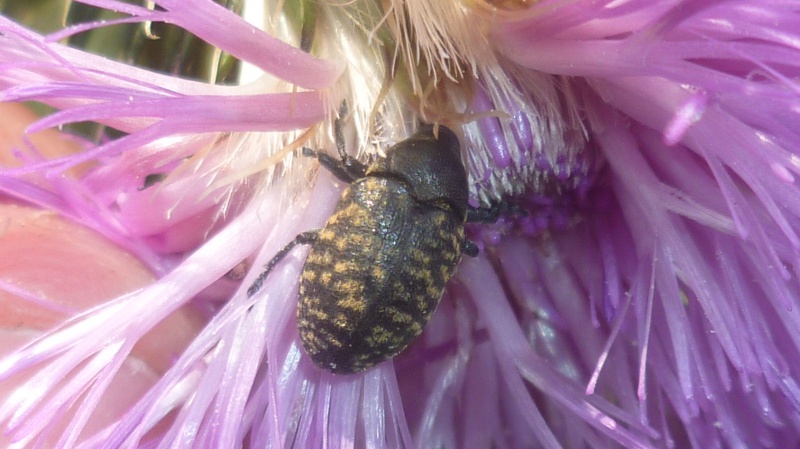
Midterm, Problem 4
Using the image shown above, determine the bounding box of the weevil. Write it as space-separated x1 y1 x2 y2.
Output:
248 108 501 374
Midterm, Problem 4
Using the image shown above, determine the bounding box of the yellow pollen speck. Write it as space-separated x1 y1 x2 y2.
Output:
333 314 350 329
316 328 343 348
334 261 354 273
338 296 366 313
300 329 322 351
412 249 431 265
319 228 336 242
387 308 414 324
320 252 333 265
351 233 369 247
451 235 460 250
369 326 393 344
341 204 362 220
337 279 361 294
306 252 322 265
320 271 333 285
301 295 321 307
416 296 429 312
412 269 434 285
305 307 328 321
440 265 452 280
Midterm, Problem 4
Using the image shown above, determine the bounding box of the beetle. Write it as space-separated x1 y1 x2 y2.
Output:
248 108 500 374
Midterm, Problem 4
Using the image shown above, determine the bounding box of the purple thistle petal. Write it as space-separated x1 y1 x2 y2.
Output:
65 0 342 90
462 2 800 446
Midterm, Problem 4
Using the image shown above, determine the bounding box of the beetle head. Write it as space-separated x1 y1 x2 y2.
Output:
369 124 468 219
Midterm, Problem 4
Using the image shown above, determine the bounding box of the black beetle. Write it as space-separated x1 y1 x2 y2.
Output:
248 108 500 374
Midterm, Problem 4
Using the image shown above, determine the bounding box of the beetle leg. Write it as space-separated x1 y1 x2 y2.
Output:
333 100 368 180
466 204 501 223
464 202 527 257
302 147 365 183
466 202 527 223
300 101 368 183
247 230 320 297
333 100 349 161
462 239 479 257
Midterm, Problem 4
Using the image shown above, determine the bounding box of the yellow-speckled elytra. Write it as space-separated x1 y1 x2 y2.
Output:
248 107 500 374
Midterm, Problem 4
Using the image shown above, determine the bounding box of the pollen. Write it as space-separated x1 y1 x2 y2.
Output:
315 327 343 348
340 203 363 220
372 265 386 280
305 307 328 321
338 296 367 313
387 307 414 324
302 270 317 282
333 314 351 329
369 326 393 345
393 282 407 296
320 271 333 285
334 261 356 273
335 237 348 251
411 268 434 285
319 228 336 242
336 279 362 294
440 265 452 280
314 251 333 266
411 248 432 265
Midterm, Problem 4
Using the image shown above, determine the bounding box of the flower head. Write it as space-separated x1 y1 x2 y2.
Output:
1 0 800 448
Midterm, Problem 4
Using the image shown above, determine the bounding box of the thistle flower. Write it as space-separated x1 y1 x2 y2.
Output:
1 1 799 448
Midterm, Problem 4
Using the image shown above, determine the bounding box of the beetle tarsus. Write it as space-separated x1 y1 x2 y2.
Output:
334 101 349 160
467 204 501 223
304 149 365 183
463 239 479 257
467 201 526 223
300 119 368 184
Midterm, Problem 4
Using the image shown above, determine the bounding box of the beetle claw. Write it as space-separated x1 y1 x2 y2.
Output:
463 239 480 257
